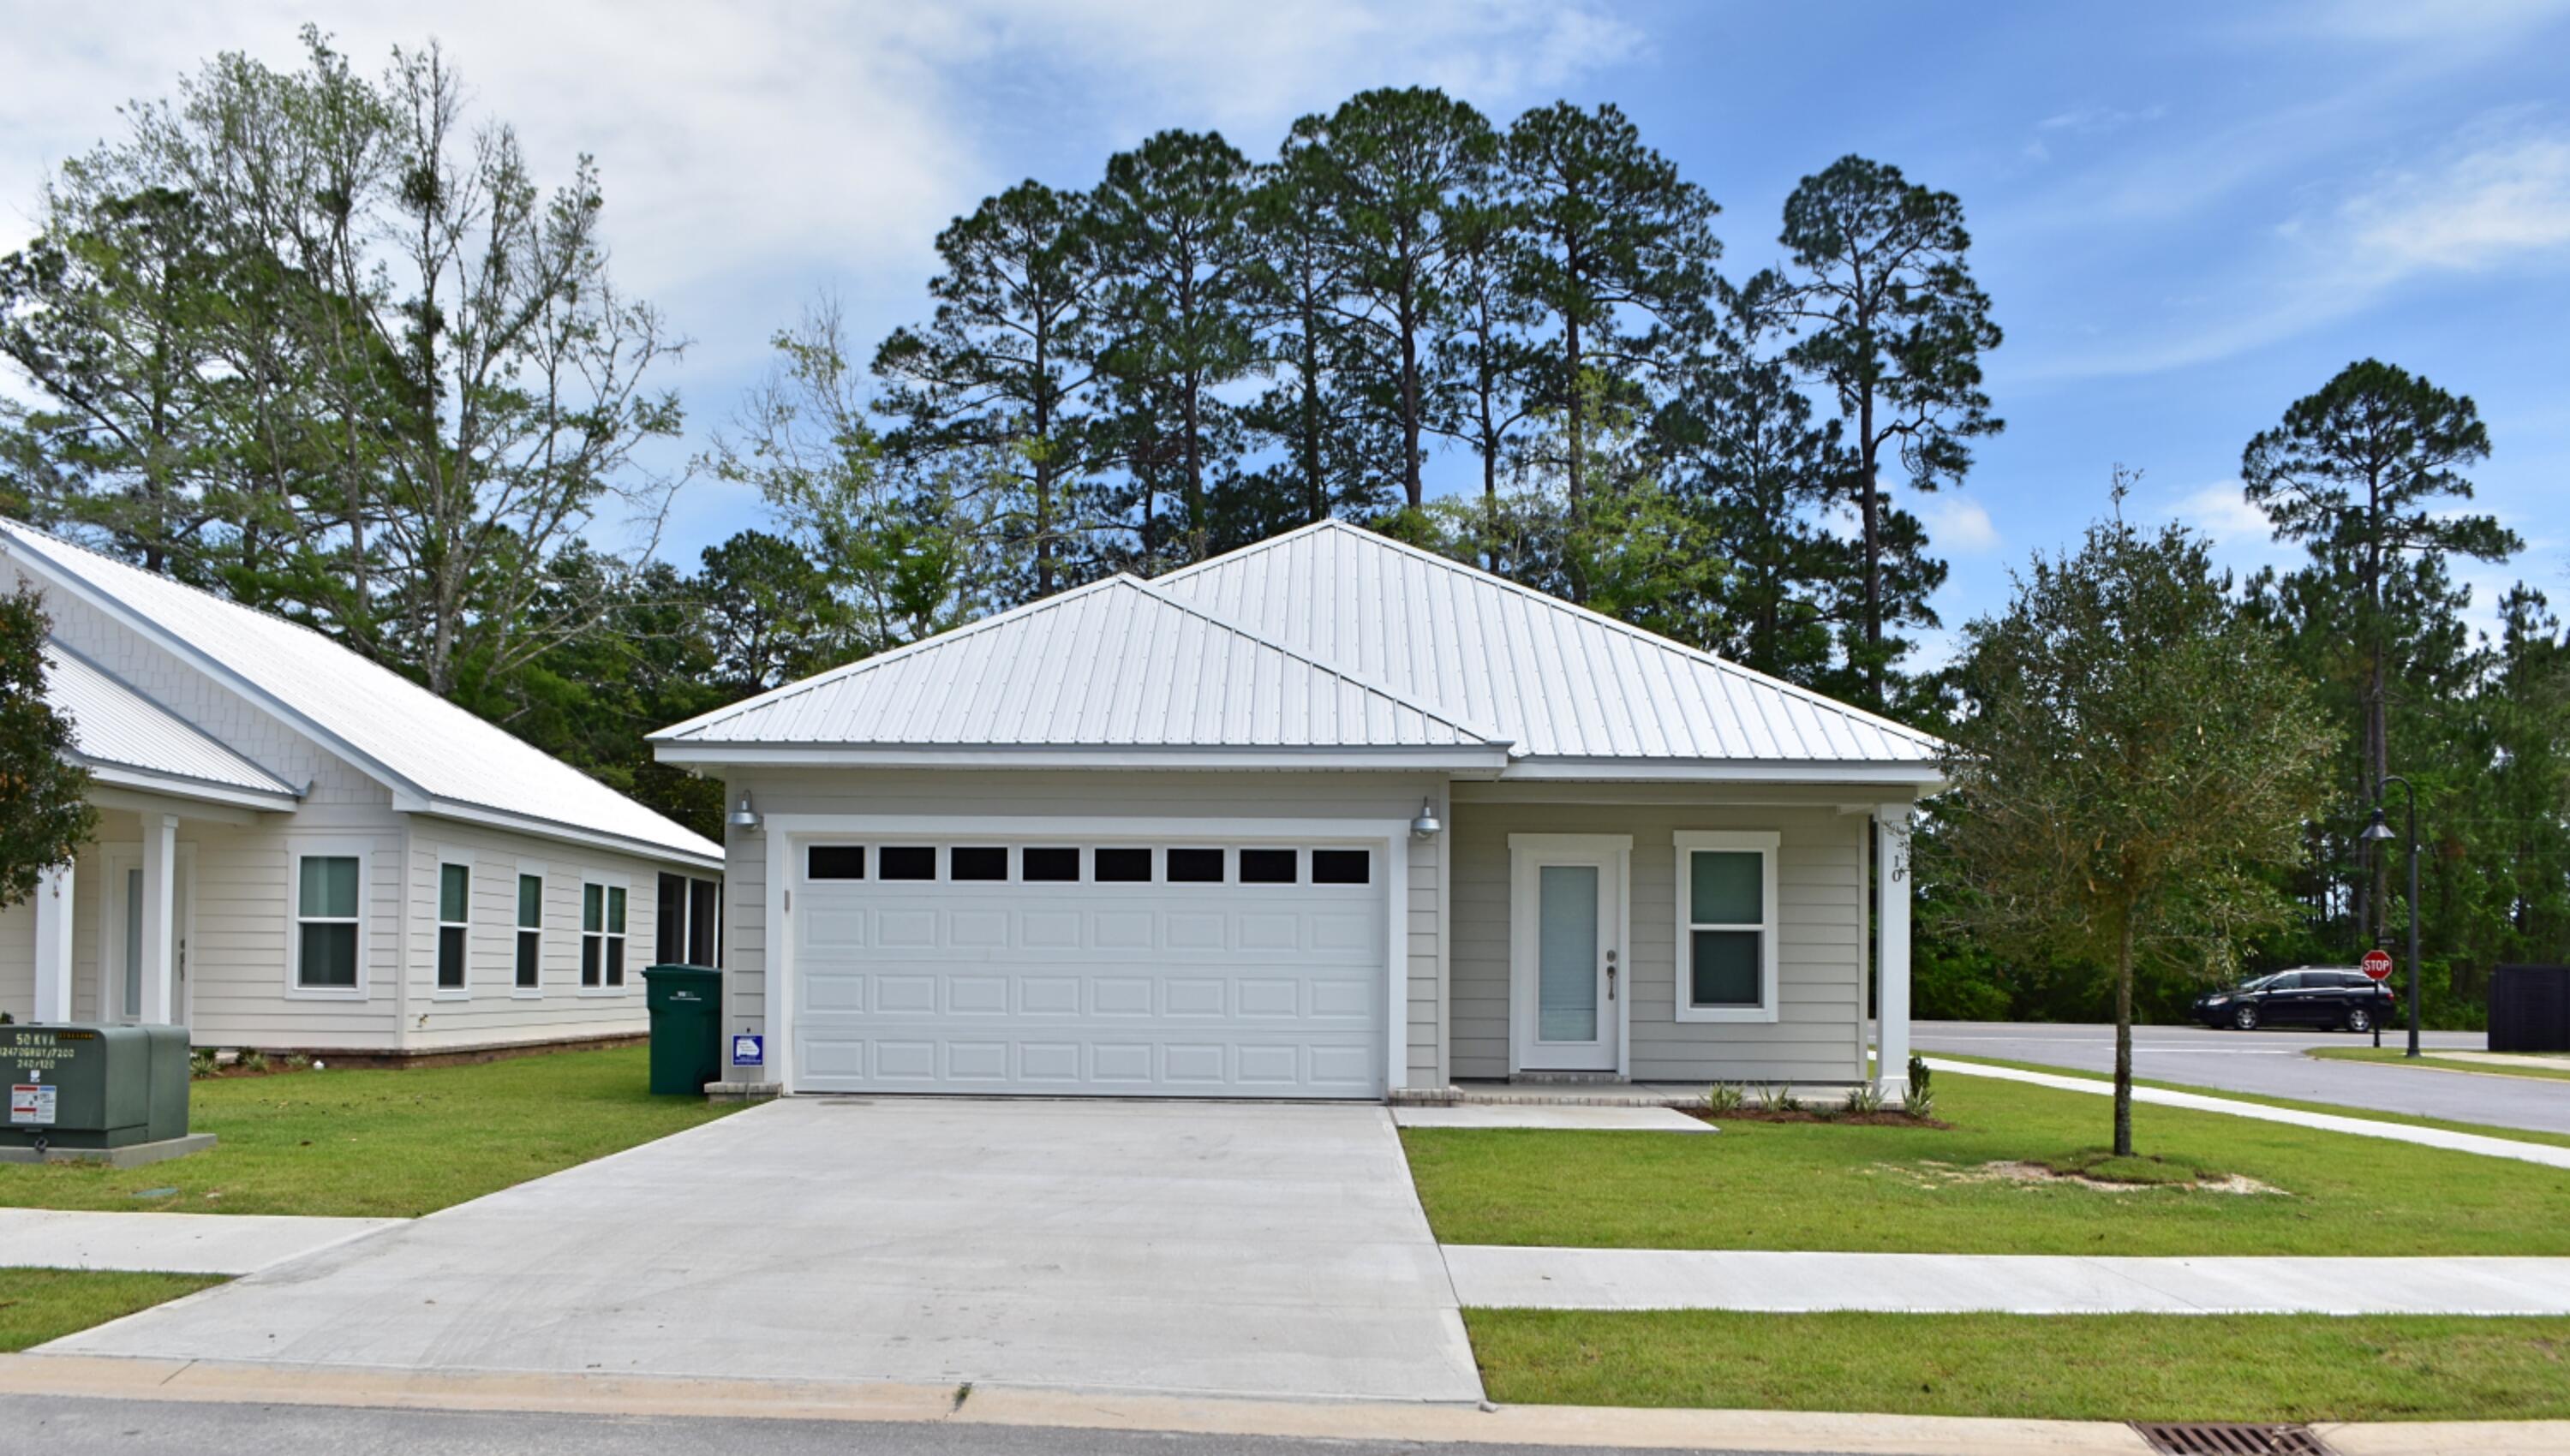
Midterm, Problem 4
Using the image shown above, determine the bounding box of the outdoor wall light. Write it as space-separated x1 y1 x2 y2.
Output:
727 794 761 831
1410 799 1442 838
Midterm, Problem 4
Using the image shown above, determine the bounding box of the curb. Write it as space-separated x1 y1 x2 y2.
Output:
0 1352 2156 1453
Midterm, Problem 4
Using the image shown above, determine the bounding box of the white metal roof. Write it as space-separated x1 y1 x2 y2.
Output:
1153 520 1942 774
653 574 1508 769
657 521 1939 783
43 642 302 809
3 520 721 867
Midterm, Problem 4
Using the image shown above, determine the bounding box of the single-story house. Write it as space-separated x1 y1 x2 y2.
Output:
654 520 1938 1100
0 519 724 1059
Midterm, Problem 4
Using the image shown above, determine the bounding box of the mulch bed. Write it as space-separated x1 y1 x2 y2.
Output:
1687 1107 1950 1129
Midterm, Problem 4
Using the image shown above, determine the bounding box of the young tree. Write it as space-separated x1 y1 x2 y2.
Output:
1936 483 2334 1155
1087 129 1258 566
1284 87 1496 510
2241 359 2520 942
0 588 98 909
876 181 1103 600
1767 155 2001 708
1502 101 1718 547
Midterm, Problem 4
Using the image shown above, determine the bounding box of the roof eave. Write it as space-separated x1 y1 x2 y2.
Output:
652 742 1514 774
1498 756 1949 789
390 791 725 872
77 759 304 813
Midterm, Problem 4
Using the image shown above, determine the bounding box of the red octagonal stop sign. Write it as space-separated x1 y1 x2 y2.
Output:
2361 948 2394 982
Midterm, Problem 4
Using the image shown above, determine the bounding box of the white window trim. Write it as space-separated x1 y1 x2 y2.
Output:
433 852 474 1000
513 857 547 1000
1673 829 1781 1023
285 838 373 1001
579 872 631 996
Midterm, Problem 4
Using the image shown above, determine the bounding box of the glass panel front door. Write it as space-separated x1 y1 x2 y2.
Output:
1537 865 1599 1042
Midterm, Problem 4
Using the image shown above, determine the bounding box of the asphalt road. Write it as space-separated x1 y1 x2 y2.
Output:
1910 1019 2570 1137
0 1394 1800 1456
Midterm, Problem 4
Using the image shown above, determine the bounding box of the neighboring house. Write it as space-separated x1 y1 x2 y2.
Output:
654 520 1939 1100
0 520 724 1059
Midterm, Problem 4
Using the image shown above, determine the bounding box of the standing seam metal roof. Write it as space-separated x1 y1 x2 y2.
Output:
2 519 720 862
1151 519 1942 764
650 574 1503 751
42 642 302 799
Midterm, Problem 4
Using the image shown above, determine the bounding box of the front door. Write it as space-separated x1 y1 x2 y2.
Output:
105 850 193 1027
1510 836 1627 1073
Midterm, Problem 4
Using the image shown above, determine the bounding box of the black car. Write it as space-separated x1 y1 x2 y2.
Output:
2194 969 2394 1032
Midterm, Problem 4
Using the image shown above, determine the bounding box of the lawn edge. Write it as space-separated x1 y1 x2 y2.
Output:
1928 1052 2570 1149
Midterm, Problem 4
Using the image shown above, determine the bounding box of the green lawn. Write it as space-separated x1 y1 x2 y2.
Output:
0 1046 740 1218
1402 1072 2570 1255
1929 1052 2570 1151
2311 1047 2570 1083
0 1268 226 1352
1467 1310 2570 1422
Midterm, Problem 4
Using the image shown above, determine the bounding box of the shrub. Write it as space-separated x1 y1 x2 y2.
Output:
1754 1083 1801 1114
1703 1082 1744 1114
1843 1083 1886 1116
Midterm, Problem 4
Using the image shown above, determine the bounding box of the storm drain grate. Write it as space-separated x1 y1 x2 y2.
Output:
2133 1423 2334 1456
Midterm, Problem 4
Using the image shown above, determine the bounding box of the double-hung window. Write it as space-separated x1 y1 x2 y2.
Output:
436 862 471 992
1673 831 1779 1023
516 873 544 991
296 854 363 991
582 881 627 988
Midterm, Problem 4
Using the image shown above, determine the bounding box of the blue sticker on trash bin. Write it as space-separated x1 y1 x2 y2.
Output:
732 1034 763 1066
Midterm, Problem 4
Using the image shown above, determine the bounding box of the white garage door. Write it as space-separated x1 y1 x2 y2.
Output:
790 840 1387 1098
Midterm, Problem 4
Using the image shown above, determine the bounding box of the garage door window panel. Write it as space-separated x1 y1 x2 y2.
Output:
1167 848 1224 883
1095 847 1151 882
1312 849 1371 884
808 845 865 880
1022 846 1080 882
1239 848 1298 884
880 846 936 880
1674 831 1779 1023
950 845 1008 881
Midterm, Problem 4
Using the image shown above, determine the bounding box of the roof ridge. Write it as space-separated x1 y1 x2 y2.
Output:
650 572 1146 742
1126 574 1509 748
43 636 305 796
1172 516 1942 753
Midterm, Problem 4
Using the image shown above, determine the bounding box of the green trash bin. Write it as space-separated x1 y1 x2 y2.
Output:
642 965 724 1095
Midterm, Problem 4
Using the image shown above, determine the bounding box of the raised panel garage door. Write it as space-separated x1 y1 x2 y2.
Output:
791 843 1386 1097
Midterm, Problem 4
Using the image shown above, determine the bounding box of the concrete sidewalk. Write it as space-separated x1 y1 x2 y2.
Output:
1927 1057 2570 1169
1443 1246 2570 1315
0 1208 400 1275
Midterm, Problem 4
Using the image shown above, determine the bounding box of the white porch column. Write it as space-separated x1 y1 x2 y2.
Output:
1874 804 1915 1091
138 813 179 1025
32 862 75 1023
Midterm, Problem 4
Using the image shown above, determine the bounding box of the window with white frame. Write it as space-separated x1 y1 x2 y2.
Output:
582 880 626 988
436 862 470 991
516 873 543 990
1673 831 1778 1022
296 854 362 990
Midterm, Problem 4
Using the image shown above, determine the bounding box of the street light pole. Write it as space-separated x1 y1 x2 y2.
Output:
2363 777 2422 1059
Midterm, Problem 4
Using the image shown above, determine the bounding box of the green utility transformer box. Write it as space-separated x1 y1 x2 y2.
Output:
642 964 725 1096
3 1023 194 1156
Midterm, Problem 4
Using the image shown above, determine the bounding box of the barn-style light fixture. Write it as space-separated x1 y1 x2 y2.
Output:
727 794 761 830
1410 799 1442 838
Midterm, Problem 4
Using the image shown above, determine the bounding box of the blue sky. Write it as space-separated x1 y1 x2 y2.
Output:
6 2 2566 660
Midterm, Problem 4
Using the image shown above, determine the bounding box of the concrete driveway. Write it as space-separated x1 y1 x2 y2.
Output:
48 1099 1481 1403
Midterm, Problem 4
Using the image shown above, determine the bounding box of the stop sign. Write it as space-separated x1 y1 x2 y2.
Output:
2361 948 2394 982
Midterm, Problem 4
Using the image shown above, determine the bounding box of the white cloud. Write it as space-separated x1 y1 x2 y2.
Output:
2169 481 2290 556
1922 495 2002 554
2340 119 2570 272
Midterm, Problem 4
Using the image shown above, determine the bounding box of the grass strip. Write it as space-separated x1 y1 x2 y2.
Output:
0 1045 739 1218
1402 1072 2570 1255
1467 1309 2570 1421
2309 1047 2570 1083
0 1268 226 1352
